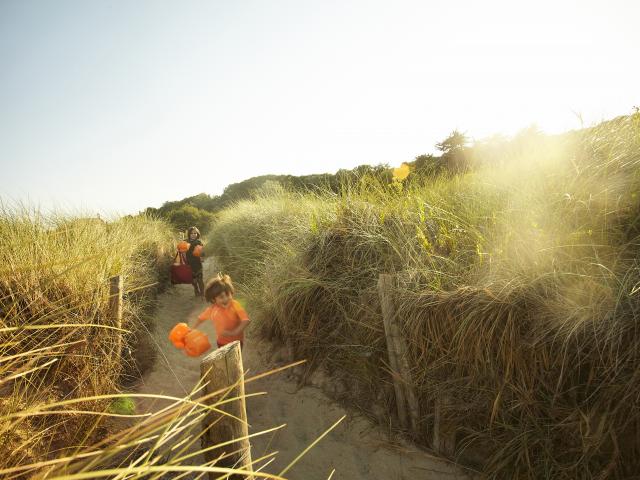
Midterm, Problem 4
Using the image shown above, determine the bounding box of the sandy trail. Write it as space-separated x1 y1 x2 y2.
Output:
135 259 471 479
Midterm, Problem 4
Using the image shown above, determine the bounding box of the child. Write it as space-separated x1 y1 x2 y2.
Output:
193 274 250 349
185 226 205 298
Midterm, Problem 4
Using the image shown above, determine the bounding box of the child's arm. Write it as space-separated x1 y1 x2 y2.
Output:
192 306 213 329
221 319 250 337
192 317 205 329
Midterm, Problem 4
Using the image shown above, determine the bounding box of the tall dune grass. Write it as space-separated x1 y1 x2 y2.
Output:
0 208 339 479
0 209 176 471
209 113 640 479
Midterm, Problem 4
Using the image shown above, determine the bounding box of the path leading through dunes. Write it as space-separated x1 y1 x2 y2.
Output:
135 258 472 479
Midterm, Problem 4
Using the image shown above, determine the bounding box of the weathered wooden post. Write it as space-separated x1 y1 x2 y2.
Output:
200 341 253 479
433 393 456 457
108 275 123 359
377 274 420 435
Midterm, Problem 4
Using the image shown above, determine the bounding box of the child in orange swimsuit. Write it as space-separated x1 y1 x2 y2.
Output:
193 274 250 348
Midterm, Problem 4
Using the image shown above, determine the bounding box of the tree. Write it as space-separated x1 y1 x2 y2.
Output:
436 130 469 155
168 205 213 234
143 207 160 217
412 154 443 178
436 130 471 173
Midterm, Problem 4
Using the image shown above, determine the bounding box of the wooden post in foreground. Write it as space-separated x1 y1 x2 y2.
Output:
108 275 123 359
200 341 253 479
377 274 420 435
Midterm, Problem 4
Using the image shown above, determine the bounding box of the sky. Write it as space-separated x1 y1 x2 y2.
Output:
1 0 638 216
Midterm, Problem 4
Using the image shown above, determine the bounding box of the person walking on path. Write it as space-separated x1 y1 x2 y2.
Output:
193 274 250 348
185 226 205 298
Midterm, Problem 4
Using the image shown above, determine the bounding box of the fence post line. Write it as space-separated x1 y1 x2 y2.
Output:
200 341 253 480
378 274 420 434
108 275 123 359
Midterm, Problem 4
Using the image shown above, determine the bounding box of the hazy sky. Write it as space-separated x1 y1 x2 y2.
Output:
1 0 638 215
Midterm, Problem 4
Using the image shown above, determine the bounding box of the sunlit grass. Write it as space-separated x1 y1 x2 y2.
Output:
209 113 640 479
0 208 175 472
0 207 342 478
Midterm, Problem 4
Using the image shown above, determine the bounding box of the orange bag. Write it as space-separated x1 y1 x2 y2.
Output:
184 329 211 357
169 323 191 349
177 241 189 253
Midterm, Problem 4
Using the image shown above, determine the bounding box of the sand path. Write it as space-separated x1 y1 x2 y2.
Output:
135 259 472 479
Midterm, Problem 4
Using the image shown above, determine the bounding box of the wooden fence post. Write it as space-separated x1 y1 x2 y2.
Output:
200 341 253 479
108 275 123 359
433 393 456 457
377 274 420 435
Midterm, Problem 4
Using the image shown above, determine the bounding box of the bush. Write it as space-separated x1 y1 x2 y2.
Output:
167 204 213 234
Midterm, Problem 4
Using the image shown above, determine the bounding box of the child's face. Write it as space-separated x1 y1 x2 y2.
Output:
214 291 231 307
189 232 198 240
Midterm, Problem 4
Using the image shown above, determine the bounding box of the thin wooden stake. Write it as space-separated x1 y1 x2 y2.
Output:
108 275 123 359
433 393 456 457
200 341 253 480
378 274 420 434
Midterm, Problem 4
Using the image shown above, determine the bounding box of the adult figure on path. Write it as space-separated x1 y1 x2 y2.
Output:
185 226 205 298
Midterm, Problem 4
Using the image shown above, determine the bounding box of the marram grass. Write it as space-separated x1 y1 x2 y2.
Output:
210 113 640 479
0 209 176 472
0 207 338 479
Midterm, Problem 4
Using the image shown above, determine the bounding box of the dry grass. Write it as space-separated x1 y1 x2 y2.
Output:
0 208 338 479
0 209 175 473
209 113 640 479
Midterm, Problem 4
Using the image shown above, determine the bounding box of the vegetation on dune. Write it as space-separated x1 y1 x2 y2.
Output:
166 203 215 235
143 164 392 232
0 210 177 473
3 112 638 478
209 113 640 479
0 208 333 479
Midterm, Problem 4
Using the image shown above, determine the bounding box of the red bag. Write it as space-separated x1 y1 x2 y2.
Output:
171 252 193 284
